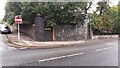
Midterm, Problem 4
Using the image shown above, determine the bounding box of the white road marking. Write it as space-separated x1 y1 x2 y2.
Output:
19 47 28 49
8 47 16 50
96 47 112 52
104 42 117 45
103 47 112 50
8 47 28 50
38 52 83 62
96 49 102 51
66 52 84 57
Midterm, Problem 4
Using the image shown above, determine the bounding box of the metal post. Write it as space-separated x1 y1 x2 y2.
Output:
18 23 20 40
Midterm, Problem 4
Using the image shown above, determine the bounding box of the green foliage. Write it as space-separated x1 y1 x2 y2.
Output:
3 2 22 25
90 1 119 34
4 2 92 27
112 6 120 33
4 1 120 35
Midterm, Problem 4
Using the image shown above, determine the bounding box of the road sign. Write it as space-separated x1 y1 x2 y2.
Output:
15 15 22 24
15 15 22 40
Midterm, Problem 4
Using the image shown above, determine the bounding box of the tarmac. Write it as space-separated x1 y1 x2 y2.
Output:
5 33 119 49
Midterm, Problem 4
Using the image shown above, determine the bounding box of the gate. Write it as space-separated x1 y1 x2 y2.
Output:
45 27 53 41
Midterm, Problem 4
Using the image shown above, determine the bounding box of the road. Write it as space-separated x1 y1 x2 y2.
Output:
23 39 118 66
0 34 11 67
0 34 118 66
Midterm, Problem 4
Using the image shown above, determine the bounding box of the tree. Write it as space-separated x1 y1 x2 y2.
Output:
4 2 93 40
90 1 114 35
4 2 92 26
3 2 22 25
112 6 120 34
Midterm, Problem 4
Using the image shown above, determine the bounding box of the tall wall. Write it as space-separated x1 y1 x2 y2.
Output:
20 24 91 41
34 14 45 42
19 15 92 41
55 25 85 41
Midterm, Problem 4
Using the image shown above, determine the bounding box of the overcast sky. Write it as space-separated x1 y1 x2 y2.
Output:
0 0 6 20
0 0 118 20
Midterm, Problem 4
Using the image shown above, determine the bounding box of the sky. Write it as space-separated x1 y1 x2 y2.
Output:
0 0 6 20
0 0 118 20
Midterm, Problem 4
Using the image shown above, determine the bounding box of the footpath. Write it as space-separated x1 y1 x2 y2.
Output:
5 33 119 49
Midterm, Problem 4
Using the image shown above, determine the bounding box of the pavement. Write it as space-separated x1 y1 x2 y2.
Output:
5 33 119 49
6 33 85 49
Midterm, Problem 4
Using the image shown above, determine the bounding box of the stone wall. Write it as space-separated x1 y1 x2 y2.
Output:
20 24 36 40
19 15 92 41
19 24 90 41
34 15 45 41
55 25 85 41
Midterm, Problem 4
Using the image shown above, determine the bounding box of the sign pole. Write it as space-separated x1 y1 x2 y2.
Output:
18 23 20 40
15 15 22 40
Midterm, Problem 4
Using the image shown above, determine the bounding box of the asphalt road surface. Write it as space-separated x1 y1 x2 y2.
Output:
23 39 118 66
0 34 118 66
0 34 11 67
